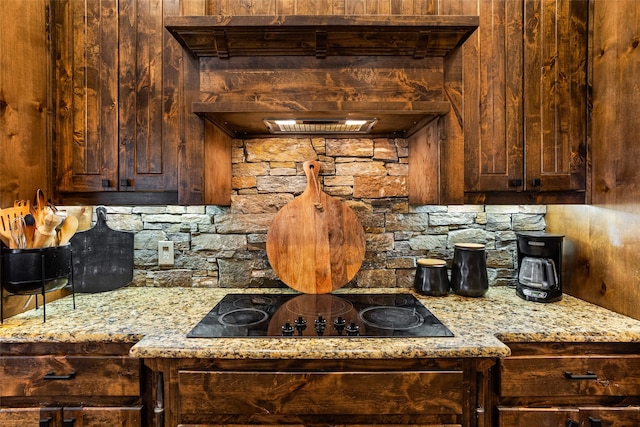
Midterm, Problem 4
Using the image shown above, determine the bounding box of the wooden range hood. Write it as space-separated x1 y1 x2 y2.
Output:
165 15 479 138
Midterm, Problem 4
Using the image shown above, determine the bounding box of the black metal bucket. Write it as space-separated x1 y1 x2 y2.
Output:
1 245 72 295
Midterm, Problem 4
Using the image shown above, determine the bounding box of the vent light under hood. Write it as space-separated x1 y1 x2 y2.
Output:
264 118 377 135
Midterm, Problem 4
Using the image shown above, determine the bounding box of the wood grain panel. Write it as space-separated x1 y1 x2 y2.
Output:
0 0 50 207
63 406 143 427
500 355 640 397
545 0 640 321
497 407 578 427
409 119 441 204
0 408 62 427
178 370 464 415
463 0 524 193
523 0 588 192
0 356 140 397
204 120 232 205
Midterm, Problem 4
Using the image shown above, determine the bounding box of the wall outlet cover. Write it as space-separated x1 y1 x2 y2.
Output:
158 240 175 266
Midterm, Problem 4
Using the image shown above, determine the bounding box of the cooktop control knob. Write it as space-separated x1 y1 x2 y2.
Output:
281 322 295 336
294 316 307 336
314 316 327 336
346 322 360 336
333 316 347 335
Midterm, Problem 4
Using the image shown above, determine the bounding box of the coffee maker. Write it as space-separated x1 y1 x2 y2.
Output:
516 232 564 303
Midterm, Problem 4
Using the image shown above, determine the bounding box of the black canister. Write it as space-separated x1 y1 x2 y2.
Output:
450 243 488 297
414 258 450 296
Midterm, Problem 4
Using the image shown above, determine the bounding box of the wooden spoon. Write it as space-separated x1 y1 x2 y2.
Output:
58 215 78 246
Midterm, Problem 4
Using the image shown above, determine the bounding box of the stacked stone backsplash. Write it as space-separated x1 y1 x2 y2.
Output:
93 137 546 290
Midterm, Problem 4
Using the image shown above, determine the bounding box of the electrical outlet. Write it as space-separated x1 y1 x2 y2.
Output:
158 240 174 266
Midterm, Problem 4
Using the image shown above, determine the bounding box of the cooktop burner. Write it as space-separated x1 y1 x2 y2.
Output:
187 293 454 338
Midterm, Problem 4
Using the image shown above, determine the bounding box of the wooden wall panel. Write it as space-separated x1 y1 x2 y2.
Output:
205 0 439 15
408 120 441 204
546 0 640 320
0 0 50 207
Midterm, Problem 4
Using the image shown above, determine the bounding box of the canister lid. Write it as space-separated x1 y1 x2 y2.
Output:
417 258 447 266
454 242 485 250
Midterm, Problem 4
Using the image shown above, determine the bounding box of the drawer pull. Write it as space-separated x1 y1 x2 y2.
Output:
564 370 597 380
588 417 602 427
43 371 76 380
63 417 76 427
39 417 53 427
565 419 579 427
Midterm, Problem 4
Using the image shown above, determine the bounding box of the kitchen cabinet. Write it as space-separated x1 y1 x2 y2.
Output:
148 357 492 427
463 0 588 204
495 342 640 426
0 342 145 426
0 406 142 427
50 0 181 205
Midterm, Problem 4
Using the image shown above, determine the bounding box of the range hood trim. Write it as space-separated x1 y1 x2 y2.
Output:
193 101 451 138
165 14 479 59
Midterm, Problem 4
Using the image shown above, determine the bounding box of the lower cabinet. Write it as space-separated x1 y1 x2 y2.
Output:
0 406 142 427
0 342 145 427
148 358 493 427
496 342 640 427
497 406 640 427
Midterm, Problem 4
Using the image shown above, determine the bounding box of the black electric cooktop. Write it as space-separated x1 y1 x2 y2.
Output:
187 293 454 338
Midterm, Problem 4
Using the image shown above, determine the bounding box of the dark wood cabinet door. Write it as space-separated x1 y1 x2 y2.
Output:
464 0 588 202
52 0 178 196
463 0 524 194
523 0 588 194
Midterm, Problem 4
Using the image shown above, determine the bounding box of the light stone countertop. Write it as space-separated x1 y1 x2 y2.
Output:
2 286 640 359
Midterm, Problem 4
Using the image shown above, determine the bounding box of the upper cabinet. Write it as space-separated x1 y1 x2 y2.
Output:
51 0 182 205
463 0 589 204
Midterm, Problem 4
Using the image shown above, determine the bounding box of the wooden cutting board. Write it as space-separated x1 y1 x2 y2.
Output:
69 206 134 293
266 160 366 294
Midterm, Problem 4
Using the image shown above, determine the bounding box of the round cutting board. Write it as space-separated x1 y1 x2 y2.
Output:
266 160 366 294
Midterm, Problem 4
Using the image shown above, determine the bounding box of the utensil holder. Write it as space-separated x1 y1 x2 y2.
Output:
1 244 75 322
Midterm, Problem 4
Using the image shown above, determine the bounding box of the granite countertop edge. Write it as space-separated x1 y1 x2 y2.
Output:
3 286 640 360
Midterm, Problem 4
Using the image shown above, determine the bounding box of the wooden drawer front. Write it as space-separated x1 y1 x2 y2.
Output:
0 356 140 398
179 370 464 416
0 408 62 427
500 355 640 397
497 407 579 426
63 406 143 427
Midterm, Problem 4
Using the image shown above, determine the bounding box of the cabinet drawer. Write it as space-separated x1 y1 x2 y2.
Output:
179 370 464 416
0 356 140 398
500 355 640 397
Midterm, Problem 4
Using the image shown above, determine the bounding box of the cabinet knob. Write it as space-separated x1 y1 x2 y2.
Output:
120 179 133 187
39 418 53 427
63 417 76 427
531 178 541 187
101 179 111 188
510 179 523 187
588 417 602 427
565 419 579 427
